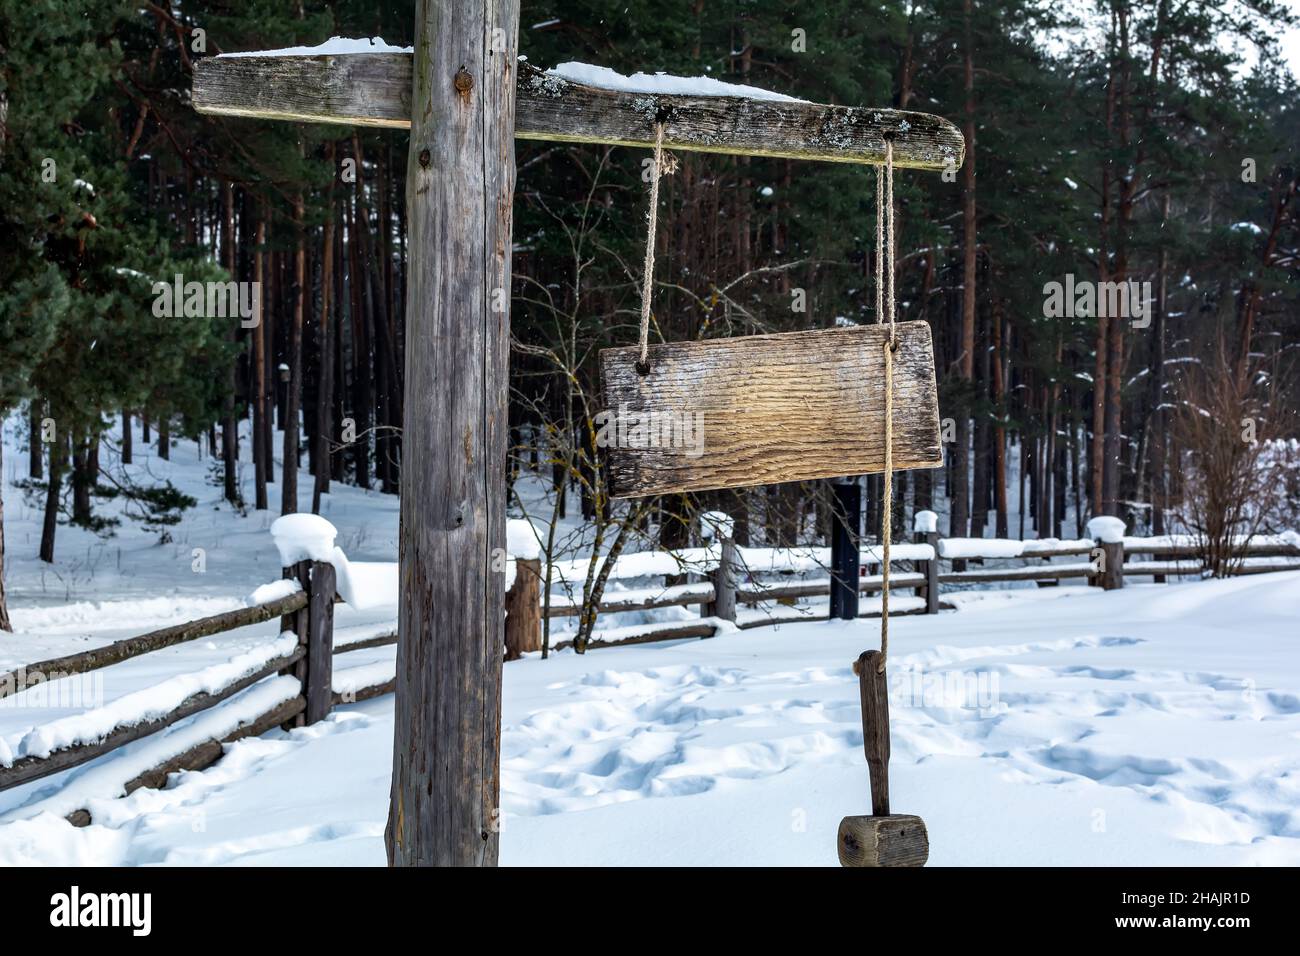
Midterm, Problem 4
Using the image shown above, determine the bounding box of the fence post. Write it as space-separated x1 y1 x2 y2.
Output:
913 510 940 614
281 559 311 728
1086 517 1126 591
1100 540 1124 590
304 560 336 723
699 512 738 629
706 535 739 625
505 557 543 660
923 531 941 614
829 480 861 621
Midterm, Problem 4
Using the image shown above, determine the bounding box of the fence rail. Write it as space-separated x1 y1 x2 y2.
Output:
0 556 388 826
503 525 1300 654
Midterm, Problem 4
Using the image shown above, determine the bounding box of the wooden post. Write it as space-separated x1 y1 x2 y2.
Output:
705 535 739 625
504 558 542 660
1100 539 1124 591
304 560 336 723
829 481 861 621
923 530 941 614
385 0 519 867
280 559 310 728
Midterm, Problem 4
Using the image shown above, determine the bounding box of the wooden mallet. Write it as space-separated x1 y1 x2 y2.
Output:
838 650 929 867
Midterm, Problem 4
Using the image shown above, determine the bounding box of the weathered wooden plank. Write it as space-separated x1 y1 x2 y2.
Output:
193 56 963 171
0 589 308 701
385 0 516 868
599 321 942 498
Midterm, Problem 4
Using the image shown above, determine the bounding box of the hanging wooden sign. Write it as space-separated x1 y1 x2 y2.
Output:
598 319 942 498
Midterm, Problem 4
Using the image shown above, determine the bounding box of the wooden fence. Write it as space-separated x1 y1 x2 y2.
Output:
2 523 1296 821
0 557 398 825
504 527 1300 652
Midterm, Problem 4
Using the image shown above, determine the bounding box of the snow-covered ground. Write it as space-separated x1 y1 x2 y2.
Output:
1 414 1297 865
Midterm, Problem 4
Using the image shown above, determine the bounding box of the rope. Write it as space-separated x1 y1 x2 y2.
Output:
878 139 896 674
638 122 668 371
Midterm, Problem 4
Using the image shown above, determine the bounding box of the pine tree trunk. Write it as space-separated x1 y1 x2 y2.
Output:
991 305 1009 538
313 144 337 514
29 404 43 478
0 440 12 631
254 214 269 510
282 193 306 515
40 433 64 563
221 181 240 504
121 410 132 465
349 195 372 489
953 0 978 539
158 415 170 461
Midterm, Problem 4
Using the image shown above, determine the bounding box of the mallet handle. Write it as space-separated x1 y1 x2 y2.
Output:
853 650 890 816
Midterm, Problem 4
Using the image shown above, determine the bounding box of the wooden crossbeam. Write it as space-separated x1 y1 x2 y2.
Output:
193 55 963 170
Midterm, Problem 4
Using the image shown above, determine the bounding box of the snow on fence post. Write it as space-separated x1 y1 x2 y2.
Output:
914 510 940 614
1087 516 1126 591
700 512 738 625
271 515 342 726
504 558 542 660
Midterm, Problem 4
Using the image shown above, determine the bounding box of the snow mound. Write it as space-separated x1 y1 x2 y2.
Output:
698 511 735 542
218 36 411 58
249 579 302 606
914 510 939 534
1087 516 1126 543
546 62 806 102
507 519 541 561
271 513 339 566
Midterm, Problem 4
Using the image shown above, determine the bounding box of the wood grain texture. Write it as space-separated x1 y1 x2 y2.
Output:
304 560 336 724
193 57 963 171
853 649 891 816
600 322 941 498
837 814 929 867
384 0 517 868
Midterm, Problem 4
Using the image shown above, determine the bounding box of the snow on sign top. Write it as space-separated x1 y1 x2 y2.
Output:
215 37 806 103
218 36 411 58
546 62 806 103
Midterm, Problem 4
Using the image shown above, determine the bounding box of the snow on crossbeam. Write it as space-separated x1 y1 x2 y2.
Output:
193 53 963 170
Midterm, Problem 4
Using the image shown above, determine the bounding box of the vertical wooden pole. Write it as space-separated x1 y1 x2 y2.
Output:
386 0 519 867
304 560 336 723
829 481 861 620
504 558 542 660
